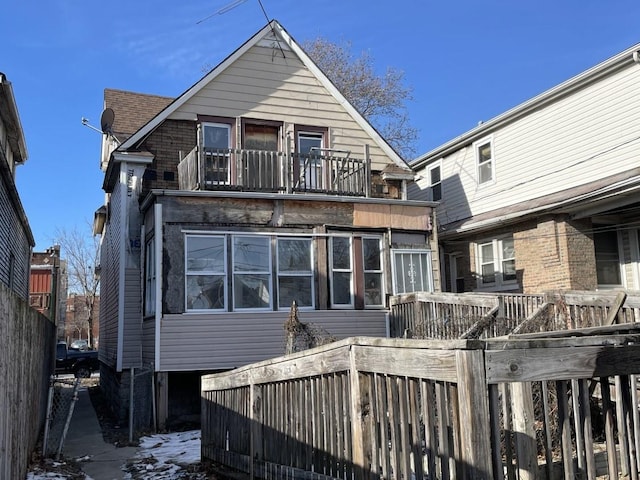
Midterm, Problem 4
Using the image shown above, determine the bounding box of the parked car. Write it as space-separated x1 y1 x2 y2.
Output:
56 341 99 378
69 339 89 351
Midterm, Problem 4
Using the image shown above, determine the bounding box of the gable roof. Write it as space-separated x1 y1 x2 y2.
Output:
104 89 173 144
412 42 640 169
117 20 409 170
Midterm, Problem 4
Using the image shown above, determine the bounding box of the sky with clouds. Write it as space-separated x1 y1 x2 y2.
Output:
3 0 640 250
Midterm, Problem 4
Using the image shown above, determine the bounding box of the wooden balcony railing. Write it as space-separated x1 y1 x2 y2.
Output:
178 146 371 196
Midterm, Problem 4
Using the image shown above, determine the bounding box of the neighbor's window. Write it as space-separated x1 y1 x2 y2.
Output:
233 236 272 310
428 162 442 202
392 249 433 294
476 236 516 288
144 238 156 316
475 137 494 184
330 236 353 307
363 237 384 306
202 122 231 184
185 235 226 311
277 238 314 309
594 229 622 286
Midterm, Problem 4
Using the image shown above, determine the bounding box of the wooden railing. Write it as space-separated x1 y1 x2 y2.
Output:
177 146 370 196
202 328 640 480
389 290 640 340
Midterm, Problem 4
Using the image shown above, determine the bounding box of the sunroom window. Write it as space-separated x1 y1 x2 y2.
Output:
277 238 314 309
233 236 272 310
363 237 384 306
330 236 353 307
185 235 226 311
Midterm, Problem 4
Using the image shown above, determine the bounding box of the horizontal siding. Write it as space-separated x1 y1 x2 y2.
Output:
158 310 387 371
121 268 142 368
433 63 640 225
169 44 392 170
141 318 155 365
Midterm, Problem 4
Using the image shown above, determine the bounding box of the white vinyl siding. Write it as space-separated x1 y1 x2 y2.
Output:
426 63 640 225
167 44 392 170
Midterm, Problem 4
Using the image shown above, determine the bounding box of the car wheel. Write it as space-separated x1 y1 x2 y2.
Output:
75 367 91 378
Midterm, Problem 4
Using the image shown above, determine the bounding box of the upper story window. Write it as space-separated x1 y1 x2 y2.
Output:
202 122 231 185
476 236 516 289
391 249 433 294
475 137 494 185
427 161 442 202
296 127 327 191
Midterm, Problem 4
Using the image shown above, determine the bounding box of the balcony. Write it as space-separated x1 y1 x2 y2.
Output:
178 146 371 197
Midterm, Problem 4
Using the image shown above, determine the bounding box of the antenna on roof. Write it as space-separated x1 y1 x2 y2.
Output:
196 0 248 24
81 108 120 144
81 117 102 134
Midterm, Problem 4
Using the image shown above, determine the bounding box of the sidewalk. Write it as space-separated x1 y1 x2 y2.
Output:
62 384 138 480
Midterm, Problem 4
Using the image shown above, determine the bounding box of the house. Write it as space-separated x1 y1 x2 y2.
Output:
410 43 640 295
94 20 438 428
30 245 66 331
0 72 33 299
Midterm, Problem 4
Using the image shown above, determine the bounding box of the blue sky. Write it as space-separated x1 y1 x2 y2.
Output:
3 0 640 250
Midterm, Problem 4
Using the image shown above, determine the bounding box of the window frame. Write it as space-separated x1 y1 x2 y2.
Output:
362 236 384 307
200 121 232 185
329 236 354 308
232 235 273 311
391 249 434 295
144 237 156 316
474 136 495 185
427 160 443 202
185 234 228 312
276 237 315 310
594 228 623 288
475 236 517 290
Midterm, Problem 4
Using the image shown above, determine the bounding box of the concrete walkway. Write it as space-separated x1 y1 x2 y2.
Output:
63 385 138 480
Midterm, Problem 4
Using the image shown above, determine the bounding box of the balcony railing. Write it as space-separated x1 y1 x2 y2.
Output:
178 146 371 196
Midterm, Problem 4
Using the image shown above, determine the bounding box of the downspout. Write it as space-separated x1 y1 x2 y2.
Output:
154 203 163 371
116 162 128 372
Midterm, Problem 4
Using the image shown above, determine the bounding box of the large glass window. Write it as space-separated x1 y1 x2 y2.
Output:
233 236 271 310
476 236 516 288
144 238 156 316
392 249 433 294
185 235 226 311
594 229 622 286
277 238 313 309
330 236 353 307
475 138 494 184
202 123 231 184
363 237 384 306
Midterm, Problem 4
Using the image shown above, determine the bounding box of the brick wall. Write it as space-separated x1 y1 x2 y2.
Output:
140 119 197 195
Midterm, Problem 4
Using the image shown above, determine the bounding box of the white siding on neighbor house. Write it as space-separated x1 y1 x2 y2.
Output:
98 182 123 367
141 318 155 365
432 63 640 226
168 44 392 169
158 310 387 371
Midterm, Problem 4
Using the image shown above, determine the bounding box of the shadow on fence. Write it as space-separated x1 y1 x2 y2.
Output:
202 327 640 479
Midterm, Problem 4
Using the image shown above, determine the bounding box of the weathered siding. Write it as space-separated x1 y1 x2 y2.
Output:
168 43 391 169
98 178 123 367
121 267 142 368
159 310 387 371
141 318 156 365
434 62 640 225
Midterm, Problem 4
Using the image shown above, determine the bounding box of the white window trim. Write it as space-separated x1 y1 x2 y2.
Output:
474 135 495 186
144 237 156 316
185 234 228 312
594 228 625 290
276 237 315 310
475 236 516 291
390 249 434 295
427 160 443 202
329 236 354 308
363 236 385 308
232 235 273 311
201 122 231 185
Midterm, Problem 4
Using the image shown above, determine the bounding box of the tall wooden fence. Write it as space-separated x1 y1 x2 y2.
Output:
202 326 640 480
389 290 640 339
0 282 56 479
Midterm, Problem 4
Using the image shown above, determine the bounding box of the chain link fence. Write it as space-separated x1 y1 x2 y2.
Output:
41 376 81 459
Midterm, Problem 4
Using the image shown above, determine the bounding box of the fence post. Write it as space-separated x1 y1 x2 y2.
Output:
249 376 262 480
455 348 493 480
349 344 369 480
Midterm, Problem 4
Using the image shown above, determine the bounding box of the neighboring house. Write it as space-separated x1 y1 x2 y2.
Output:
65 293 100 346
94 20 438 428
410 43 640 294
0 72 33 299
30 245 67 330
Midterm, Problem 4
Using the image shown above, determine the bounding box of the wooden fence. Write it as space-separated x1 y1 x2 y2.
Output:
389 290 640 339
202 325 640 480
0 282 56 480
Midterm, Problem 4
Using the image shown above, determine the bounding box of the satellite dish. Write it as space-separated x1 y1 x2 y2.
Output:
100 108 115 134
